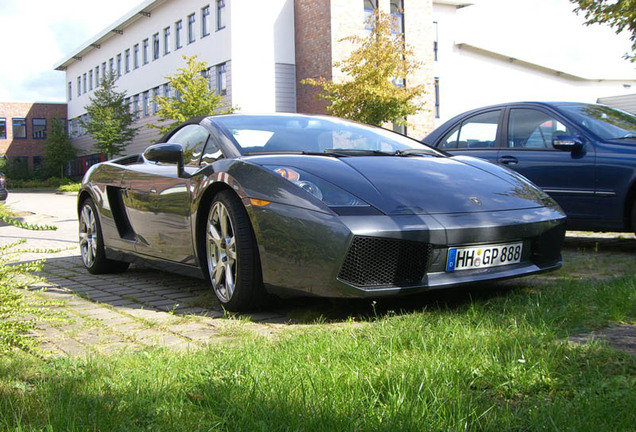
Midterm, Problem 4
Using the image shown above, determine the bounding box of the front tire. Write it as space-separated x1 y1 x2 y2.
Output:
79 198 129 274
205 191 263 311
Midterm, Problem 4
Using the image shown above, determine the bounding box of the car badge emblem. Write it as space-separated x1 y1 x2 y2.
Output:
469 197 482 206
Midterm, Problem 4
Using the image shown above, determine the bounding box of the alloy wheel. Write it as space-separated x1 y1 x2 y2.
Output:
206 201 237 303
79 203 97 268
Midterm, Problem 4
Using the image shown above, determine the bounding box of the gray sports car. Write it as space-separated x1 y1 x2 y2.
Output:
78 114 566 311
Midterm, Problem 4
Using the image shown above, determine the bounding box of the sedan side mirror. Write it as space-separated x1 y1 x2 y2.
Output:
143 143 185 177
552 135 583 153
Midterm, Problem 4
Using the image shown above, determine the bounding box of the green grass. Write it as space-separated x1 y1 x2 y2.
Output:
0 273 634 431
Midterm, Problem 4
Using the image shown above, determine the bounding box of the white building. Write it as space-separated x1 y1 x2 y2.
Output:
55 0 636 167
432 1 636 125
55 0 296 157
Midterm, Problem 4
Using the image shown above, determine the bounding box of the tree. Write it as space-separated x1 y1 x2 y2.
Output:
81 72 138 158
571 0 636 62
302 9 425 127
43 118 76 179
151 55 233 135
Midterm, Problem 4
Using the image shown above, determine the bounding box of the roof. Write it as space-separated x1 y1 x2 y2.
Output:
433 0 474 6
53 0 168 71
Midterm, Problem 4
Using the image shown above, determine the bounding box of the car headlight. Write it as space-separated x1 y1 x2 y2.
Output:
267 166 370 208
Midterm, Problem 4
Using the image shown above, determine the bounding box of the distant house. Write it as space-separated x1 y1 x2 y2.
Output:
0 102 67 176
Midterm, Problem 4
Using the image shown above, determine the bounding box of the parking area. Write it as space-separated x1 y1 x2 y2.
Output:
2 191 635 357
2 192 288 357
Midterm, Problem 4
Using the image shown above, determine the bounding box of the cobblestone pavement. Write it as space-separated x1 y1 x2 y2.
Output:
2 192 289 358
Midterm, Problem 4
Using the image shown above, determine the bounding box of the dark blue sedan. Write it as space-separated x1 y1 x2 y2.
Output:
423 102 636 234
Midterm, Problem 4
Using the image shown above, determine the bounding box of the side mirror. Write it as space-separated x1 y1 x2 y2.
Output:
552 135 583 152
143 143 185 177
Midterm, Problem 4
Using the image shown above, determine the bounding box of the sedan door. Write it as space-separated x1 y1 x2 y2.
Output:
499 107 596 222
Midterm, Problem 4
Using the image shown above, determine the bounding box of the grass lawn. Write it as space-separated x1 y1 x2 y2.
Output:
0 236 634 431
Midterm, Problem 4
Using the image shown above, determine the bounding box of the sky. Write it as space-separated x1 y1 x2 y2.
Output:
0 0 634 103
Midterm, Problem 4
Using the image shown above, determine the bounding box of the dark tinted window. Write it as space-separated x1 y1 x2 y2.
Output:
508 109 571 149
439 110 500 149
168 124 210 166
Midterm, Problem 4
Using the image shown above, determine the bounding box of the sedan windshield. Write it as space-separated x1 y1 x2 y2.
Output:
212 114 440 156
558 104 636 141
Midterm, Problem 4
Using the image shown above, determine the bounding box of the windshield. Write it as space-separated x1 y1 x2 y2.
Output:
558 104 636 141
212 114 440 156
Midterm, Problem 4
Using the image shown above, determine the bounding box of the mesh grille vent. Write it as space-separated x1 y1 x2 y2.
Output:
337 236 432 288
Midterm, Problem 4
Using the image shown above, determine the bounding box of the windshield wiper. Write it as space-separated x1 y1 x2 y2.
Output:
612 133 636 140
395 148 440 157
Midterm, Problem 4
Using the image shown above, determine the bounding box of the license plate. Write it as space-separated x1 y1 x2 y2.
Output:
446 242 523 272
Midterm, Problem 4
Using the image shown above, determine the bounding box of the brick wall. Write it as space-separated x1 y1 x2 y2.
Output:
0 102 68 170
294 0 333 114
294 0 435 137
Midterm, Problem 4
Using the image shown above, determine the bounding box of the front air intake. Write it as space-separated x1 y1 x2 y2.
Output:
337 236 432 288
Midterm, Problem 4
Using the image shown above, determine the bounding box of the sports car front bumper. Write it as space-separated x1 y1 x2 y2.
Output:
249 203 566 298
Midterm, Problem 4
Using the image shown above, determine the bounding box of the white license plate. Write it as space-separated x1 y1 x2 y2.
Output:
446 242 523 272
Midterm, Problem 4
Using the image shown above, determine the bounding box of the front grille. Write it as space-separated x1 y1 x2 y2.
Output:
337 236 432 288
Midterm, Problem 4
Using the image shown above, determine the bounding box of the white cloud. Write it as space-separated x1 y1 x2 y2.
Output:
0 0 137 102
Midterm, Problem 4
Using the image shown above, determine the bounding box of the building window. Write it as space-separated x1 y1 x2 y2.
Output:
163 27 171 55
216 63 227 95
101 62 106 78
32 118 47 139
132 95 139 119
217 0 226 30
134 44 140 69
152 33 160 60
125 49 131 73
188 13 196 43
390 0 404 35
434 77 440 119
77 77 81 97
364 0 377 30
33 156 43 172
89 70 93 90
142 39 149 64
142 91 149 117
433 21 438 61
83 73 87 94
109 58 114 74
175 20 183 49
163 83 171 98
0 118 6 139
201 6 210 37
117 53 122 76
95 66 100 86
12 118 26 139
67 82 72 101
152 87 160 114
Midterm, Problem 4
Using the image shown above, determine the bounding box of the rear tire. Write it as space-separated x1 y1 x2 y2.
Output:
205 190 263 311
79 198 129 274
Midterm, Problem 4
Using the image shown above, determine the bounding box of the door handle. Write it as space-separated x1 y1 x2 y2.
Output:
498 156 518 165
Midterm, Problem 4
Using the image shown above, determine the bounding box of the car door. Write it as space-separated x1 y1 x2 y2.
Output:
499 107 596 222
436 109 503 163
122 124 211 264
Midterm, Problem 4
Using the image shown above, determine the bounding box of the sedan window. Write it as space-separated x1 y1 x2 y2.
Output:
508 109 571 149
439 110 500 149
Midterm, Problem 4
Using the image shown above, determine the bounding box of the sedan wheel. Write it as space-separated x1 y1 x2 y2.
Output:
205 191 263 310
79 198 129 274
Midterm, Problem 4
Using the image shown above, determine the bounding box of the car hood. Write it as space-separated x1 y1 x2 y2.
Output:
247 154 552 215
